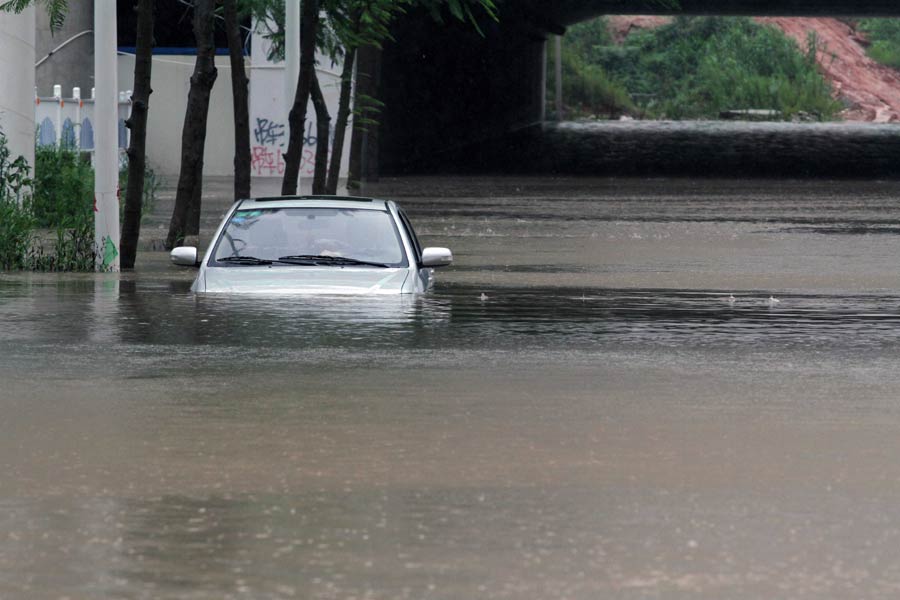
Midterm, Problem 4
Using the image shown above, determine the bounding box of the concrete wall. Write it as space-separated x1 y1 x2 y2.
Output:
117 43 352 183
248 24 352 188
35 0 93 97
0 7 35 169
117 53 236 177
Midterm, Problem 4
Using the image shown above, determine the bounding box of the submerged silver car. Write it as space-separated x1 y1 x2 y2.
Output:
170 195 452 294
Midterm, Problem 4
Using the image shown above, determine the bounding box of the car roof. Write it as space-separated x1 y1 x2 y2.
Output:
239 195 391 211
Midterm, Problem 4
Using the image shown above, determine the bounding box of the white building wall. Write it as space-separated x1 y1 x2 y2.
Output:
117 53 236 177
0 7 36 169
249 22 351 192
36 25 353 186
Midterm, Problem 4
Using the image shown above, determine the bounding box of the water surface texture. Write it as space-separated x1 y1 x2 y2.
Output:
5 177 900 599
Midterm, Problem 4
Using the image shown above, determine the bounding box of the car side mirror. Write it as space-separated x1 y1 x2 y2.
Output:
170 246 200 267
421 247 453 268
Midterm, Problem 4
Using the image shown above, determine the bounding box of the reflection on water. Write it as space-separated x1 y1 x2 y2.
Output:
3 279 900 356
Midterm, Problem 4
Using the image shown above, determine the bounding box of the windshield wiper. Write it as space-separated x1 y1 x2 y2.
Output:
278 255 391 268
219 255 273 265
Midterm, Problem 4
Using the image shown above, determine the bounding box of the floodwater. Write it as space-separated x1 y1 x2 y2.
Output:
5 177 900 598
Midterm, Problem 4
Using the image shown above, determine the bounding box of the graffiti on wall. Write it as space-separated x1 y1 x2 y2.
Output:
253 118 285 146
250 117 331 178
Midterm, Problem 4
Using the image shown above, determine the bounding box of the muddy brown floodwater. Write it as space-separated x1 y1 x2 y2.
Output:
4 176 900 599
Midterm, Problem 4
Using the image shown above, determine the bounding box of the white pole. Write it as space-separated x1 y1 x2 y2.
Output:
53 84 62 145
73 87 81 150
284 0 301 195
94 2 119 271
285 0 300 121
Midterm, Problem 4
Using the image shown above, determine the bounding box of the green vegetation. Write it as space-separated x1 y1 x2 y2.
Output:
0 135 162 272
0 134 35 271
546 20 635 118
555 17 841 121
34 143 161 244
119 154 162 225
859 19 900 69
32 144 94 228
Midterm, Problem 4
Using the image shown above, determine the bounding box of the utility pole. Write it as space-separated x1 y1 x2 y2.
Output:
94 3 119 271
285 0 300 130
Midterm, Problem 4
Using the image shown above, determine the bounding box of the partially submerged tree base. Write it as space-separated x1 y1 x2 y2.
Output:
166 0 218 250
121 0 155 269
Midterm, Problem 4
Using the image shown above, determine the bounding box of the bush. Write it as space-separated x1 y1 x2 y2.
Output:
859 19 900 69
562 16 841 121
30 144 95 270
32 144 94 229
33 144 163 229
119 155 163 224
548 44 636 118
17 144 164 271
0 199 36 271
1 139 96 272
0 133 35 271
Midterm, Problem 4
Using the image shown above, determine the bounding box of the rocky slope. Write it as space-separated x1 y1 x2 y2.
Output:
605 16 900 122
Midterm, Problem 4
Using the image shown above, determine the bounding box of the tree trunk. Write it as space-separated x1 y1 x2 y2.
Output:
310 70 330 195
325 45 355 195
348 45 380 189
120 0 154 269
224 0 250 201
188 159 203 235
165 0 218 250
281 0 319 195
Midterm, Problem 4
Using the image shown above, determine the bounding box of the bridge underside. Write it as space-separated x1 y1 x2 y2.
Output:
371 2 900 178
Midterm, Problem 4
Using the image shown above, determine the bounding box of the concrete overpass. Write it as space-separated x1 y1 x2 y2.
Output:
364 1 900 178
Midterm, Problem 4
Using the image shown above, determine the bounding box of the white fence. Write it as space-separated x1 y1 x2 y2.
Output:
34 85 132 152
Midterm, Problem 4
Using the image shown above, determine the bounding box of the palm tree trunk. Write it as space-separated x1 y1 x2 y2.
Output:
165 0 218 249
120 0 154 268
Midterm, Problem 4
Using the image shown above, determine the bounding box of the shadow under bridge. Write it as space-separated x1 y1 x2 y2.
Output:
354 0 900 179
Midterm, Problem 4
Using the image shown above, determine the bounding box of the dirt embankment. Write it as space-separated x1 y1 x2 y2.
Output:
606 16 672 44
757 18 900 122
606 16 900 122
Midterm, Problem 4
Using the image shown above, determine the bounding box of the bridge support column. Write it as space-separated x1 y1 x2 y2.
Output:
554 35 563 121
540 39 547 123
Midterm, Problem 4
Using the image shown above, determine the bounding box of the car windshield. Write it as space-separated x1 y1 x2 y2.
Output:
211 207 408 267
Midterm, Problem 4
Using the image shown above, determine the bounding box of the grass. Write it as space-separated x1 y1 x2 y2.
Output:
0 138 163 272
555 16 841 121
546 18 635 118
859 19 900 69
547 45 636 118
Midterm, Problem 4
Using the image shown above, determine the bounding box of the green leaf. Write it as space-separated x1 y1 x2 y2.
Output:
0 0 68 32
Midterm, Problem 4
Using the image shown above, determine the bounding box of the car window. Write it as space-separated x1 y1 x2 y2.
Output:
399 210 423 264
210 207 409 267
